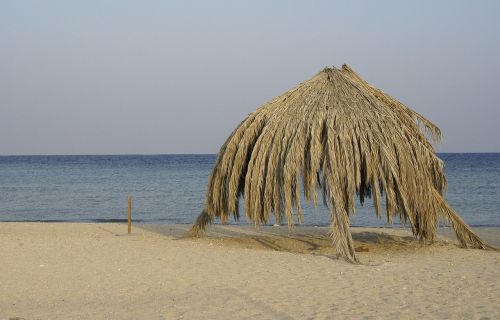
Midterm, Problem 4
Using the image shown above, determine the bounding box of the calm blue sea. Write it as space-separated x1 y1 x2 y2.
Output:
0 154 499 227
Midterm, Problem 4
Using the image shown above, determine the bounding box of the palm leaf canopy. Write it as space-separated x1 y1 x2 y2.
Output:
190 64 490 263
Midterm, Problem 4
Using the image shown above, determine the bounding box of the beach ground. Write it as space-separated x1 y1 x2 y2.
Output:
1 222 499 319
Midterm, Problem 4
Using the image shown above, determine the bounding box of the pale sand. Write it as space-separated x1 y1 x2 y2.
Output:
1 223 498 319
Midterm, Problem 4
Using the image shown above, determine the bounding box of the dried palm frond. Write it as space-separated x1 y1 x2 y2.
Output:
189 64 491 262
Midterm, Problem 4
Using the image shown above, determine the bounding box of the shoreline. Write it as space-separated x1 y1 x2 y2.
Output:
1 222 499 319
2 219 500 229
2 220 499 247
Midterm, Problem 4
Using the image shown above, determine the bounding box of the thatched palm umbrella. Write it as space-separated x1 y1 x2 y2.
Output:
190 64 490 263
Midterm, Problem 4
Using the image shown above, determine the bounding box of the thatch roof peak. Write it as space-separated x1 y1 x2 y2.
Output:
189 64 491 263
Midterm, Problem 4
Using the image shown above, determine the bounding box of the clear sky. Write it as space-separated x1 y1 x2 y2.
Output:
1 0 499 155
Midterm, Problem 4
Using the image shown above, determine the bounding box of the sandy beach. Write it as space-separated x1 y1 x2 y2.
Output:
1 222 499 320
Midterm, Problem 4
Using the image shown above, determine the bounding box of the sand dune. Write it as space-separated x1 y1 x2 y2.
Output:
1 222 498 319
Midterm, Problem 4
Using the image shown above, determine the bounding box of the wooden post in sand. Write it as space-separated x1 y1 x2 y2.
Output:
127 196 132 234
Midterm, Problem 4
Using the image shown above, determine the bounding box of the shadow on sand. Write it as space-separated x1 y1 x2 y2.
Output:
138 224 453 257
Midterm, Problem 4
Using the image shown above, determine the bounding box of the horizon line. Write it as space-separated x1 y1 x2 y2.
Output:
1 152 500 157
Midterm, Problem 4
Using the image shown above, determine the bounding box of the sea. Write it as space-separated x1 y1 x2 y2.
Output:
0 153 499 227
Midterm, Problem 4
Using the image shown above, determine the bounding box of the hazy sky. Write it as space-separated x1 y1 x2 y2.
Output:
1 1 499 155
